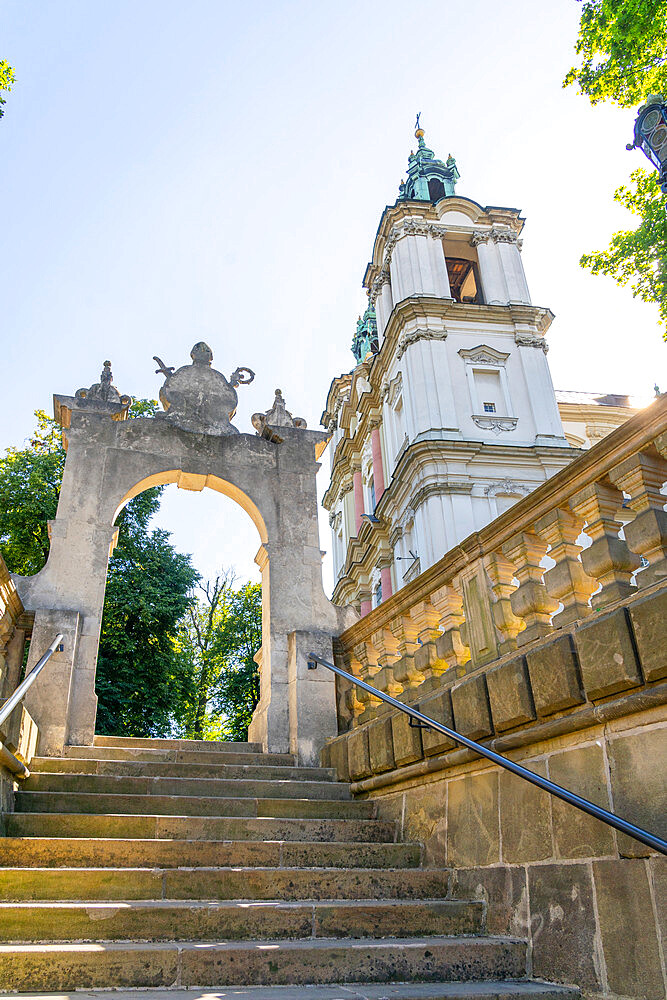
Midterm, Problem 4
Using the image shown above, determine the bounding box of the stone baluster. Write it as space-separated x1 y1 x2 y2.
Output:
569 479 640 607
330 648 361 732
483 551 525 653
429 584 471 675
370 627 404 700
389 614 424 692
533 508 597 626
608 449 667 588
410 599 448 691
340 647 366 727
501 531 558 645
352 641 382 723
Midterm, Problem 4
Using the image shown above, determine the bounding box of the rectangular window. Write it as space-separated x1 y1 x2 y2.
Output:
374 580 382 607
369 477 376 511
483 401 496 413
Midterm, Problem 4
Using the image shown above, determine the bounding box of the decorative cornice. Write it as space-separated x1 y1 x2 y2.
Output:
472 414 518 435
396 327 447 360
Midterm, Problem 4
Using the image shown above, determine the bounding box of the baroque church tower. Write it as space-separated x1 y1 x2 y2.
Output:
322 122 577 615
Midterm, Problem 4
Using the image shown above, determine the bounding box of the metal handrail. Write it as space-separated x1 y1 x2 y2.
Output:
308 651 667 857
0 633 63 730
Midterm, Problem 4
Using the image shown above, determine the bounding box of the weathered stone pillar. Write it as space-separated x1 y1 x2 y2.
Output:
288 630 337 767
21 609 82 755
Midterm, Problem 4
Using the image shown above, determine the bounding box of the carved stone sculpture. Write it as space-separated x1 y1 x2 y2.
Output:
252 389 307 443
54 361 131 428
75 361 131 408
155 342 255 436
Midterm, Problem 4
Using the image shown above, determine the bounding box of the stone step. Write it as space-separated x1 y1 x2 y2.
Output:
0 898 483 941
4 812 397 842
0 984 578 999
63 746 296 765
0 935 528 989
0 837 422 870
0 866 448 902
14 791 373 819
30 756 335 781
22 773 351 801
93 736 263 752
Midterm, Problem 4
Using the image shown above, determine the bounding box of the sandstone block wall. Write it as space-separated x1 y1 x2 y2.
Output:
322 584 667 1000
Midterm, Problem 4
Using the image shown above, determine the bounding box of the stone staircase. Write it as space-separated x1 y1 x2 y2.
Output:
0 736 578 996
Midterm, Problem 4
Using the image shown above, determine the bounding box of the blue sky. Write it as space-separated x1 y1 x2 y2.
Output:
2 0 665 590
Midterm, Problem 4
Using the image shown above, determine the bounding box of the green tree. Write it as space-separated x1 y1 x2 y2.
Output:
564 0 666 107
0 406 199 737
580 168 667 326
0 410 65 575
565 0 667 334
0 61 15 120
177 573 261 741
95 489 199 737
211 580 261 740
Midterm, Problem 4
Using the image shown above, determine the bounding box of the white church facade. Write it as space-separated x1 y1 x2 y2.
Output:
321 124 637 614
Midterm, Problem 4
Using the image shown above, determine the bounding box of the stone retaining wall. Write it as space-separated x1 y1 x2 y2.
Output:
322 584 667 1000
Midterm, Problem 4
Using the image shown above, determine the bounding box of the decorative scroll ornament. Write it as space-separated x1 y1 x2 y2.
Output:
252 389 307 443
396 326 447 359
470 227 523 248
515 332 549 353
154 342 255 436
472 414 518 435
76 361 131 408
484 478 532 497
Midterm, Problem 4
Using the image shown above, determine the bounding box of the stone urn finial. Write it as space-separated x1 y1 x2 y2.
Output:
154 343 255 436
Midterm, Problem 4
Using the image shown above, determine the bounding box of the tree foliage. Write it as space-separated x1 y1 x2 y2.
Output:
564 0 667 106
0 61 15 120
565 1 667 335
581 168 667 325
0 410 65 575
210 580 261 740
177 573 261 741
0 406 199 737
95 489 199 737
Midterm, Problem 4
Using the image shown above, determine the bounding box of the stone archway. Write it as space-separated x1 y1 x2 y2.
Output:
15 345 353 764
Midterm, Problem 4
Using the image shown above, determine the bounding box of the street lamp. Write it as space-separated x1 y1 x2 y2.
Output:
627 94 667 193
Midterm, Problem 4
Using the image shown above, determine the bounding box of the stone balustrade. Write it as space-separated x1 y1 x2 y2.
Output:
332 393 667 732
0 553 36 808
